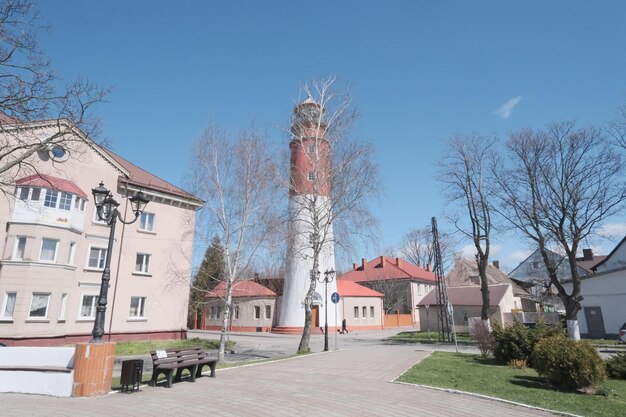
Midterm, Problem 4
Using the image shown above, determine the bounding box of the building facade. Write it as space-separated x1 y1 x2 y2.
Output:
276 98 339 332
0 120 201 346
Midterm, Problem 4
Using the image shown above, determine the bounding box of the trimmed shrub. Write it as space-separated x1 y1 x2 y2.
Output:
532 335 606 390
491 319 563 366
471 320 494 358
606 352 626 379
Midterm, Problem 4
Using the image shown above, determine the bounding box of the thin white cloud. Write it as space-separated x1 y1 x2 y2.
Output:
494 96 523 119
597 223 626 238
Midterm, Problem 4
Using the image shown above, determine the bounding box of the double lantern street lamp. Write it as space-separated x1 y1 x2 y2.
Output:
90 182 149 343
317 268 336 352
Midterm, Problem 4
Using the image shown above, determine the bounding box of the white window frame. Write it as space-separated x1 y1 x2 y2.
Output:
362 306 367 319
28 292 51 319
1 292 17 320
13 236 26 260
39 239 58 263
138 212 155 232
92 206 108 224
265 305 271 319
254 305 261 320
31 187 41 201
135 253 151 274
370 306 375 319
307 171 315 181
79 294 98 319
234 305 240 320
307 143 316 154
86 245 108 270
354 306 359 319
58 192 72 211
43 189 58 208
129 296 146 319
18 187 29 200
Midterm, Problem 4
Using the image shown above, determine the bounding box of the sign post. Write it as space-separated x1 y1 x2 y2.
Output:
331 292 340 350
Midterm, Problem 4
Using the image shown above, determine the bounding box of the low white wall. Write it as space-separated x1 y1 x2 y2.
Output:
0 347 75 397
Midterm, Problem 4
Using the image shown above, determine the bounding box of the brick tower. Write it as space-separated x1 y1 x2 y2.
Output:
275 97 339 333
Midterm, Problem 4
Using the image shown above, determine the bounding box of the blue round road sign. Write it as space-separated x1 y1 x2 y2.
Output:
331 292 340 304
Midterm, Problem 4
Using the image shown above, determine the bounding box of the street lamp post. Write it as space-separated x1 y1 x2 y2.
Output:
317 268 336 352
91 182 149 343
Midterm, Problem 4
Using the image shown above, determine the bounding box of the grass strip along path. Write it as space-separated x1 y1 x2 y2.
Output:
398 352 626 417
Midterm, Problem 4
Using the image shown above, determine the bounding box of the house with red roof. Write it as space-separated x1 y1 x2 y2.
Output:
203 281 277 332
335 280 384 331
340 256 437 329
0 119 202 346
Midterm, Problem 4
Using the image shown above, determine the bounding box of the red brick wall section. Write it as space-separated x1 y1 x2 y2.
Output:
72 342 116 397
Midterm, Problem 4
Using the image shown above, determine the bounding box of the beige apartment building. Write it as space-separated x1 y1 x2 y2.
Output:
0 120 202 346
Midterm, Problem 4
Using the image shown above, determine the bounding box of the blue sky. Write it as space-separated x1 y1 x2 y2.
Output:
37 1 626 271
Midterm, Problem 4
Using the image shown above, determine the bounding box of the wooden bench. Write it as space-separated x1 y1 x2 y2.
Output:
150 347 217 388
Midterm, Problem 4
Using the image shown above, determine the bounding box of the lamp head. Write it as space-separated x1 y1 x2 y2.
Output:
129 190 149 216
91 182 109 207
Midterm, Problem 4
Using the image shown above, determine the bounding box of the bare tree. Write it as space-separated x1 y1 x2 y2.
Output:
400 226 457 271
439 134 497 322
0 0 108 195
284 77 380 353
363 280 408 314
494 122 626 339
189 125 278 361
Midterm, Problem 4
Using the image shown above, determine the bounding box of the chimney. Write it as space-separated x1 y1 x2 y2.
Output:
583 248 593 261
353 263 358 271
493 260 500 269
380 256 385 267
361 258 366 270
426 263 431 272
395 257 401 267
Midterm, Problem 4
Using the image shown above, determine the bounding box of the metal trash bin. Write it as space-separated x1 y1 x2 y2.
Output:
120 359 143 392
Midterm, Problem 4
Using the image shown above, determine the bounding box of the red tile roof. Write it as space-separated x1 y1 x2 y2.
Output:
336 280 384 298
205 280 277 298
340 256 437 283
16 174 88 199
417 283 511 307
102 148 202 204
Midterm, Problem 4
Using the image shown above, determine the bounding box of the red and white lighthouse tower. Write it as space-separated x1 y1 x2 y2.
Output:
276 97 339 332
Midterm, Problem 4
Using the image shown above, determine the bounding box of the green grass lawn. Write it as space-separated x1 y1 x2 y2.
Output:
390 331 474 344
113 337 231 356
398 352 626 417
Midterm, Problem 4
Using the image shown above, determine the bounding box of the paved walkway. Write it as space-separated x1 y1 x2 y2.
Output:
2 340 559 417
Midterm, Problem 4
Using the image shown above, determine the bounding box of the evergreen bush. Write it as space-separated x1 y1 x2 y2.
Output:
491 319 563 365
606 352 626 380
532 335 606 390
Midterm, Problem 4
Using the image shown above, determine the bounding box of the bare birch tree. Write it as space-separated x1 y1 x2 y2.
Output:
189 125 278 361
285 77 380 353
439 134 497 322
0 0 108 195
400 226 457 270
494 122 626 339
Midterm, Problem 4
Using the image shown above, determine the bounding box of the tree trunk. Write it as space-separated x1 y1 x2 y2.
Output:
218 276 234 361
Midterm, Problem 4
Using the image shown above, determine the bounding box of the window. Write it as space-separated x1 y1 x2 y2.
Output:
370 306 375 319
254 305 261 319
139 212 155 232
532 261 540 269
80 294 98 319
39 239 58 262
362 306 367 319
209 306 215 319
265 305 271 319
68 242 76 265
59 192 72 211
87 247 107 270
135 253 151 274
307 171 315 181
463 311 468 323
92 206 107 224
29 293 50 318
129 296 146 318
417 283 422 295
44 189 58 208
80 199 85 211
58 293 68 321
13 236 26 260
234 305 240 320
31 188 41 201
216 306 221 319
308 143 316 154
354 306 359 319
1 292 16 320
18 187 29 200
